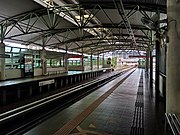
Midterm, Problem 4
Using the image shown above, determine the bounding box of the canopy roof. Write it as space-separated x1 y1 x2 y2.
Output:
0 0 167 55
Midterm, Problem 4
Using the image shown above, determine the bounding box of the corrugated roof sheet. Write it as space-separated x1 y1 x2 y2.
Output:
122 0 166 6
79 0 166 6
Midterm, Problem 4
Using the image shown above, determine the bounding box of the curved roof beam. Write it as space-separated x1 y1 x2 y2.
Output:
113 0 137 47
79 1 166 13
43 33 150 49
4 23 150 40
85 45 146 55
70 39 149 50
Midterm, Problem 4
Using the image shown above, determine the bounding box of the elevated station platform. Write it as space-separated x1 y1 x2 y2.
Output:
0 68 111 112
0 0 179 135
23 68 163 135
0 68 112 106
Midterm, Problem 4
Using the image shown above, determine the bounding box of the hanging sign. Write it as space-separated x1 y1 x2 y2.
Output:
39 79 55 86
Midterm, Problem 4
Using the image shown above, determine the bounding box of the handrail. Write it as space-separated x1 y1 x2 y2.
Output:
165 113 180 135
159 71 166 78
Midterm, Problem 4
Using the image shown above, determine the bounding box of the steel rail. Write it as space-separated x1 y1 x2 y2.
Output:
0 67 133 124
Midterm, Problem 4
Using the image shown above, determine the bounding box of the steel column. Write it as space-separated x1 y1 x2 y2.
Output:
155 32 160 103
90 49 93 70
149 50 153 88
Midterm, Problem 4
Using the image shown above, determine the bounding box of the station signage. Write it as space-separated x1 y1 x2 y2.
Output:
68 54 83 58
129 55 155 58
39 79 55 86
67 54 88 59
24 54 34 77
129 55 147 58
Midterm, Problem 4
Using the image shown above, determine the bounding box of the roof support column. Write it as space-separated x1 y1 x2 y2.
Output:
102 53 105 68
166 0 180 117
60 58 62 67
0 42 5 80
81 49 84 69
90 49 93 70
146 50 149 73
40 47 47 76
154 9 161 105
149 31 153 89
97 54 99 69
0 25 6 80
155 31 160 104
149 50 153 89
64 50 68 73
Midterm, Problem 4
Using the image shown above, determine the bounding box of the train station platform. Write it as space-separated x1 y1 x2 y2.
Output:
24 68 164 135
0 68 112 106
0 1 179 135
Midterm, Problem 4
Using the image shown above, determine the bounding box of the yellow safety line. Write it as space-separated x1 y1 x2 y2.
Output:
54 69 136 135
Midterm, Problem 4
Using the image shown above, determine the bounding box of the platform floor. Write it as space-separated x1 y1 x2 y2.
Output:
0 69 105 87
24 69 164 135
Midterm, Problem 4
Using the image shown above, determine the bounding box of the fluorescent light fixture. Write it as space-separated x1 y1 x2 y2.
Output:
75 14 92 20
83 54 90 57
42 0 54 7
4 41 42 50
68 58 81 60
28 45 42 50
33 0 78 26
33 0 47 7
45 47 66 53
71 0 78 4
33 0 101 37
4 41 27 48
4 41 93 57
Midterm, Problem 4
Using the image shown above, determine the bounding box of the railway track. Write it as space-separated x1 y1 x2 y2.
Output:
0 67 134 135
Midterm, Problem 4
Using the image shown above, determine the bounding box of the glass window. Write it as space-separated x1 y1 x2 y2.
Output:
33 53 41 68
36 55 40 58
20 48 27 52
93 59 97 65
13 58 19 63
5 58 11 63
68 60 72 66
61 59 64 66
12 48 20 52
5 47 11 52
34 60 41 67
51 59 56 66
77 61 80 66
5 53 11 58
47 59 51 67
13 53 20 57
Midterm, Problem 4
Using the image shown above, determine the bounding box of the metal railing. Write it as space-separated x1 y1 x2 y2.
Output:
160 71 166 78
165 113 180 135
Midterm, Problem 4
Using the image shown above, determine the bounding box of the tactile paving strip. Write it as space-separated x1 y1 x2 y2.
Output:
54 69 136 135
130 71 144 135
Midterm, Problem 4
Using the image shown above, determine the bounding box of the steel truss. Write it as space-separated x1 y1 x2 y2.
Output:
0 2 162 55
